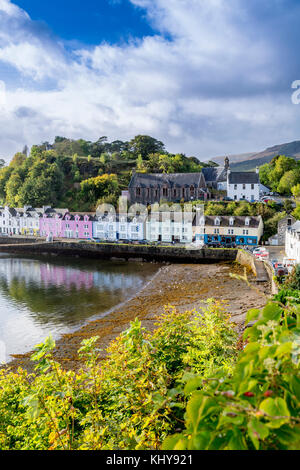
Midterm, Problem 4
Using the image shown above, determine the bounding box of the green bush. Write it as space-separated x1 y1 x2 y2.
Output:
0 302 237 450
163 301 300 450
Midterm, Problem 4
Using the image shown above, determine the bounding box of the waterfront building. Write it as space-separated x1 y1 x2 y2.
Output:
61 212 94 239
227 168 260 202
194 215 263 246
146 211 194 243
118 214 146 241
0 206 22 235
19 206 42 236
93 213 118 241
129 172 209 205
39 208 69 238
285 221 300 263
0 205 47 236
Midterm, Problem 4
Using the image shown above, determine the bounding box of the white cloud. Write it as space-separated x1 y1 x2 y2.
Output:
0 0 299 160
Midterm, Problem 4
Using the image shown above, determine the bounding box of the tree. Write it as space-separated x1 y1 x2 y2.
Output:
277 170 300 194
283 199 294 213
129 135 165 159
80 174 119 206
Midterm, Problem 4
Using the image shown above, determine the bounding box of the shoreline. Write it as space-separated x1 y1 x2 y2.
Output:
6 261 269 373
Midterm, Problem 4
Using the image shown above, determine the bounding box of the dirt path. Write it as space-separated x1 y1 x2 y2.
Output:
7 261 269 373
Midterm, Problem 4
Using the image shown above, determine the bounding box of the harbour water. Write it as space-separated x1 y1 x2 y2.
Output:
0 253 160 363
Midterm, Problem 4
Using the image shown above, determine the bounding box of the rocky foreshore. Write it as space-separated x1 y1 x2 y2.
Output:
6 261 270 373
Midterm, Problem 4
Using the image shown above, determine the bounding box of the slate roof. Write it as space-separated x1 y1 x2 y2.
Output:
201 215 262 228
201 167 227 183
148 211 195 223
289 221 300 233
129 172 206 188
228 172 259 184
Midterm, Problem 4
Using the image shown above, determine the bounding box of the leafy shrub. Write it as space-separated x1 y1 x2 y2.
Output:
163 301 300 450
0 302 237 450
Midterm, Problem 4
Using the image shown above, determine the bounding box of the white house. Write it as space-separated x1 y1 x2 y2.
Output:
285 221 300 264
146 211 194 243
19 207 41 236
118 214 146 241
0 207 22 235
227 168 260 202
93 214 118 241
193 215 264 246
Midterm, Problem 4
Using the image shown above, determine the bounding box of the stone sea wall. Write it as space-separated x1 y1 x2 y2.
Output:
0 240 238 263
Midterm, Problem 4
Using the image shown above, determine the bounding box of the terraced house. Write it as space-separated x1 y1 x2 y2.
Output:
146 211 194 243
194 215 263 246
39 208 69 238
62 212 94 239
0 205 50 236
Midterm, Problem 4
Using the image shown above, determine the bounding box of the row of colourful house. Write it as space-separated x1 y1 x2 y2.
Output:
0 205 264 246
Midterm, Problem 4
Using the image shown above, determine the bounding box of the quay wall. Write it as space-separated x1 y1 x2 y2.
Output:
0 240 238 263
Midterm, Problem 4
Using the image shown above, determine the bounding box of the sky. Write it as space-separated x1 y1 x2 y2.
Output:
0 0 300 161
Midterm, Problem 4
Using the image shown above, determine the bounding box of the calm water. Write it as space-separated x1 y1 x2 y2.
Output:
0 254 160 363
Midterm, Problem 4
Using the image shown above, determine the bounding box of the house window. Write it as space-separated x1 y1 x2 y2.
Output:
234 184 237 190
136 187 141 196
190 186 195 196
243 184 246 190
163 187 168 197
84 224 89 229
182 188 185 197
251 184 255 190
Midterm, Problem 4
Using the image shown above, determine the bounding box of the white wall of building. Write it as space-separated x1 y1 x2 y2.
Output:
285 222 300 264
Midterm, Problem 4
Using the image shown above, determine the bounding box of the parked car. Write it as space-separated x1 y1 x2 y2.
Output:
223 242 236 248
271 259 279 268
207 241 221 248
253 247 269 259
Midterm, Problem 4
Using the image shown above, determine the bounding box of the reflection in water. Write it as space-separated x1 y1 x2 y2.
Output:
0 255 160 362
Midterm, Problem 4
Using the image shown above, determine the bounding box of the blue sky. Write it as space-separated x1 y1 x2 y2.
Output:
13 0 155 45
0 0 300 160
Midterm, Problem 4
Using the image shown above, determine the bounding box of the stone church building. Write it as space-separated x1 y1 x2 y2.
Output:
128 158 230 205
128 171 209 205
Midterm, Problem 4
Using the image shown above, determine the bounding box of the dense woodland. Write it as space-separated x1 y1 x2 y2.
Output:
0 135 216 211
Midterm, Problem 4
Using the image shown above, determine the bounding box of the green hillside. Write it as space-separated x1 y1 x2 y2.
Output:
0 135 214 211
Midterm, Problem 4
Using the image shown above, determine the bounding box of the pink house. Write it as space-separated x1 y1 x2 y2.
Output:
61 212 94 239
39 209 68 238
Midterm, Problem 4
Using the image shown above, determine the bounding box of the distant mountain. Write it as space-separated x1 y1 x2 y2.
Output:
209 140 300 171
